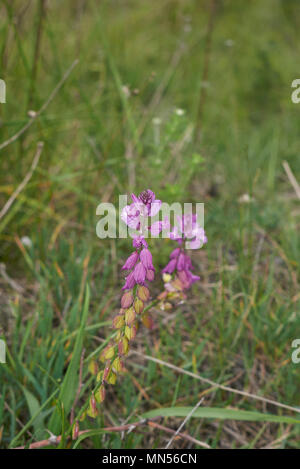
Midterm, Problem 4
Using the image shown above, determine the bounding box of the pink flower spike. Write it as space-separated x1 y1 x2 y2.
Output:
133 262 146 284
140 248 154 270
121 251 139 270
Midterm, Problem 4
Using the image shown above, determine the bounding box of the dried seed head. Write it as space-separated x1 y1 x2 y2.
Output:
125 307 136 325
100 343 115 361
107 371 117 385
72 421 79 440
134 297 144 314
118 336 129 356
125 324 137 341
112 314 125 329
88 359 98 376
112 356 125 373
142 313 154 330
137 285 150 301
114 330 122 342
88 393 98 418
121 291 134 308
95 385 106 403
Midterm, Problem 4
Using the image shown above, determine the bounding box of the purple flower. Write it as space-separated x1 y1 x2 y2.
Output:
162 259 177 274
177 252 185 271
121 251 139 270
168 214 207 250
162 214 206 290
133 262 146 284
170 247 180 259
140 248 154 271
146 269 155 281
132 235 148 249
121 190 162 239
122 271 136 290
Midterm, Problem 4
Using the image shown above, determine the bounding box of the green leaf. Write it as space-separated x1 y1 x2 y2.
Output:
21 386 44 437
9 387 59 448
142 406 300 425
49 284 90 434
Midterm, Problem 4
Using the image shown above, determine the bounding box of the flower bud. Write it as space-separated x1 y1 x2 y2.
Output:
125 324 137 341
96 370 103 382
112 314 125 329
88 359 98 376
95 385 106 403
79 410 87 422
121 291 134 308
137 285 150 301
125 307 136 325
134 297 144 314
72 421 79 440
118 336 129 355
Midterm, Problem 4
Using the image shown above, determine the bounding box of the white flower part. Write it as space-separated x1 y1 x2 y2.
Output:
238 193 254 203
152 117 162 125
175 108 185 116
225 39 235 47
21 236 32 248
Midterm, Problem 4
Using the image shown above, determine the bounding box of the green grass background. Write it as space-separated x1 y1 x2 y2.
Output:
0 0 299 449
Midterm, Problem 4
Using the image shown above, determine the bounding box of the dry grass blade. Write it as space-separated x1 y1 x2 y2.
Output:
132 351 300 415
282 160 300 200
0 59 78 151
165 397 204 449
0 141 44 220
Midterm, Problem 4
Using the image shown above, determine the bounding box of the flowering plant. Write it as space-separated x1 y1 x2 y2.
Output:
78 190 206 426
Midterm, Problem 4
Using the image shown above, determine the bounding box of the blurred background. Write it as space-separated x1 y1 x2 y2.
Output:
0 0 299 449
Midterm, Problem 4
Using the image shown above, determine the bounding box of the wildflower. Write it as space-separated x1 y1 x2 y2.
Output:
140 248 154 271
121 251 139 270
133 261 146 284
162 214 207 291
93 190 162 409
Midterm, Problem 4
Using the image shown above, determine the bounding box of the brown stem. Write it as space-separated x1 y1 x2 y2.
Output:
13 417 161 450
